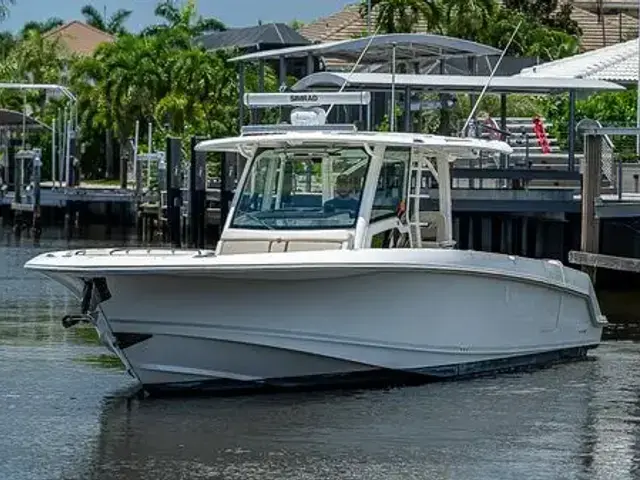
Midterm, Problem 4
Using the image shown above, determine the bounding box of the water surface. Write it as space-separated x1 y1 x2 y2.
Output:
2 226 640 480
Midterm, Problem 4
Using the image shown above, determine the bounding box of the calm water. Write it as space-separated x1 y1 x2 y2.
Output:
3 227 640 480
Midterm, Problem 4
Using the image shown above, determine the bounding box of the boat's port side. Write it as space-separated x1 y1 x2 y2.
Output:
49 273 139 380
140 344 597 397
89 266 603 394
112 333 154 349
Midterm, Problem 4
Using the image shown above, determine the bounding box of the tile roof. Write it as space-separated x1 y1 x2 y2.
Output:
574 0 640 11
518 37 638 83
570 6 637 51
43 21 114 56
299 4 364 43
299 2 639 53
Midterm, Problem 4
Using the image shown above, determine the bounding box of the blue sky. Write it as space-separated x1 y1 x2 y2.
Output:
1 0 356 32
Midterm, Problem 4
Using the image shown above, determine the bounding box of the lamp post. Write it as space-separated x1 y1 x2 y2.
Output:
367 0 372 36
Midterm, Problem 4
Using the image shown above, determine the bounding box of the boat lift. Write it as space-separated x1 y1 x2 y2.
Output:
0 83 78 188
11 148 43 234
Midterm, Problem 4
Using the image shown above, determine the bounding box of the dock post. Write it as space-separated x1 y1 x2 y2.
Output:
467 215 474 250
580 133 602 282
166 136 182 248
64 202 71 238
481 217 492 252
134 151 143 239
521 216 529 256
189 136 207 249
32 151 42 238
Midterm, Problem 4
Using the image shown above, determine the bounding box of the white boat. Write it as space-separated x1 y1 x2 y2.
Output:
25 92 606 394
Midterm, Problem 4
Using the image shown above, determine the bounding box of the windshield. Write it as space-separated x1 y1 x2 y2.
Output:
231 146 371 230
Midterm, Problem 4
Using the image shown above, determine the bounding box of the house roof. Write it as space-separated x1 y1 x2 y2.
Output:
574 0 640 12
291 72 625 95
569 6 637 51
299 4 366 43
518 37 639 83
299 2 639 53
197 23 310 52
42 20 114 56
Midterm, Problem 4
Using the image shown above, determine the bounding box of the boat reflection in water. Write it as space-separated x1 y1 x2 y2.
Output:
85 343 640 480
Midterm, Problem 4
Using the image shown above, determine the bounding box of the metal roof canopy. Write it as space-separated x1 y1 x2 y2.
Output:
197 23 310 52
0 109 50 130
291 72 626 94
229 33 502 64
399 55 540 77
517 38 638 85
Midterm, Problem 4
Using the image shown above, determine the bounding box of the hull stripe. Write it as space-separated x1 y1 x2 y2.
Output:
142 345 598 396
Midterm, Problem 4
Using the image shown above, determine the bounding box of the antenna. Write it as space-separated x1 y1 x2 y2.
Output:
390 42 397 132
460 20 523 137
325 23 383 118
241 92 371 135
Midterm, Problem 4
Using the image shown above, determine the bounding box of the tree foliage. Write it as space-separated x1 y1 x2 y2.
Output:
0 0 269 179
141 0 226 37
359 0 440 33
0 0 13 22
545 91 639 159
81 5 132 35
504 0 581 36
475 7 579 60
360 0 580 61
21 18 64 37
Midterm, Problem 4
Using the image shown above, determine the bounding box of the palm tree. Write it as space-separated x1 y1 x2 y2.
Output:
0 30 14 59
20 17 64 37
0 0 14 22
142 0 226 37
439 0 497 40
289 20 304 32
0 29 66 116
359 0 440 34
81 5 132 35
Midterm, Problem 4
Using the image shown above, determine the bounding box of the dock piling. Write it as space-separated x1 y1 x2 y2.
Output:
579 133 602 281
32 152 41 237
189 136 207 249
166 136 182 248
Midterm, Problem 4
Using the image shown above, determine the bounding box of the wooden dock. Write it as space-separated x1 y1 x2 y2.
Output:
2 128 640 258
569 251 640 274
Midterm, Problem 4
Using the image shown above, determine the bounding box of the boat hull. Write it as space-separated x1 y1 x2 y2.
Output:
26 249 605 394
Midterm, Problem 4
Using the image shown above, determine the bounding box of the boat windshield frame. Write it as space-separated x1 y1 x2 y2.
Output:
229 145 373 231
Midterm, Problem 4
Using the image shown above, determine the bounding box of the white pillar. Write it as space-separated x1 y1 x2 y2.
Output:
436 154 453 243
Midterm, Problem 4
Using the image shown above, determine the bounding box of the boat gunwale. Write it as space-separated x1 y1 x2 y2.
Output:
26 257 605 325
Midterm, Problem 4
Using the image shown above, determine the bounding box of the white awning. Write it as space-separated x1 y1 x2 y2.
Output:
291 72 625 94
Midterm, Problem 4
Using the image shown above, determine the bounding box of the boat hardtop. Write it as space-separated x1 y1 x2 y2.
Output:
195 130 513 156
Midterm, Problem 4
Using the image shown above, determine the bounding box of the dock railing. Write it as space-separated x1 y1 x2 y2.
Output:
576 119 616 191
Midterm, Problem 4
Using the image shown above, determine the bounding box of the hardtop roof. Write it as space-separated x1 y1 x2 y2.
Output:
195 130 513 157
